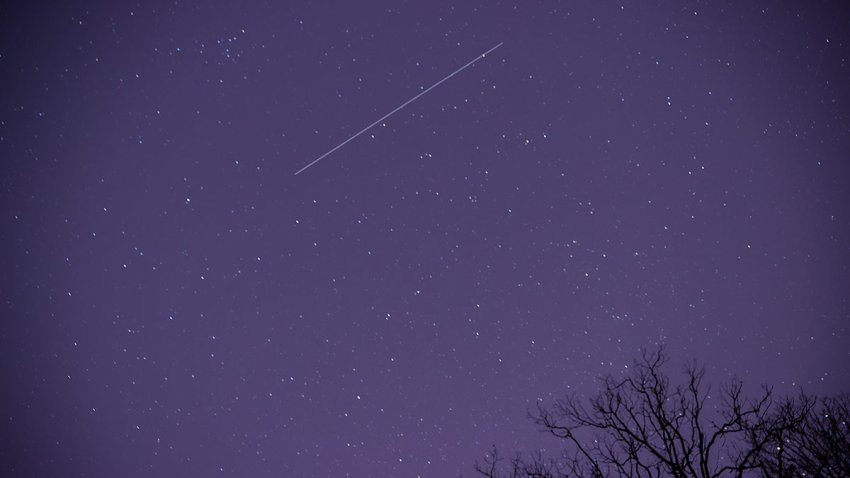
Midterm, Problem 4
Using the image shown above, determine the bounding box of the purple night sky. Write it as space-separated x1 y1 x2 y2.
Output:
1 1 848 476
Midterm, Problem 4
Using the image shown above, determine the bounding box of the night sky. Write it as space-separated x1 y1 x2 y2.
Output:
1 1 849 477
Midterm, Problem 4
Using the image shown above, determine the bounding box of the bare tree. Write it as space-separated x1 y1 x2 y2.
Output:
475 347 821 478
755 393 850 478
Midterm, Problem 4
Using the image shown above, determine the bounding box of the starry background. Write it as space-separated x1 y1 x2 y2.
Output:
1 1 848 477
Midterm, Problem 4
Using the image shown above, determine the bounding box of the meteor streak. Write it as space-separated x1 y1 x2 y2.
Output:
294 42 504 175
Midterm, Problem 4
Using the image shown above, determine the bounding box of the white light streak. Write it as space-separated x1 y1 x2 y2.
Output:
294 42 504 175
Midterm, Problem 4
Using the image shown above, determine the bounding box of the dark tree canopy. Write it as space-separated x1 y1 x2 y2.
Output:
475 348 849 478
756 392 850 478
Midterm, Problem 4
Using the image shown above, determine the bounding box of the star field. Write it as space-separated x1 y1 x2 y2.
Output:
1 1 848 477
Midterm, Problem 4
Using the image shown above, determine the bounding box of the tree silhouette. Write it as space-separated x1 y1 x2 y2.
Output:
755 393 850 477
475 347 848 478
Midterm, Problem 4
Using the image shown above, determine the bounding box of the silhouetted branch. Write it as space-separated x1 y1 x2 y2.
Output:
475 347 848 478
